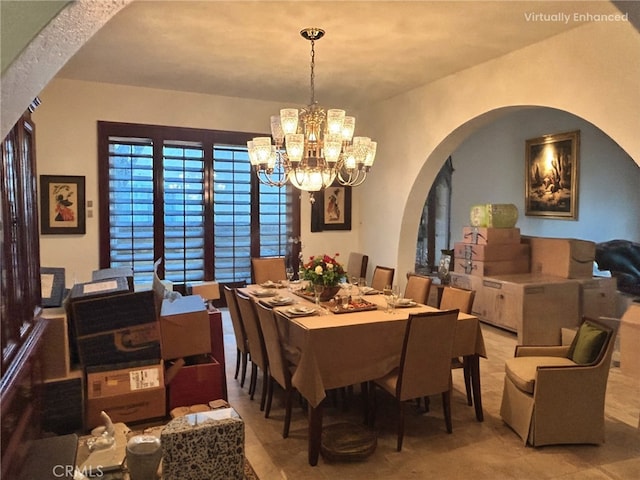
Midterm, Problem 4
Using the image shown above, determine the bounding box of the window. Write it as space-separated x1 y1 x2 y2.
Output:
98 122 299 286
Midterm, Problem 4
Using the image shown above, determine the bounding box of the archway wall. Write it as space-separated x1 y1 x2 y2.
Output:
355 20 640 287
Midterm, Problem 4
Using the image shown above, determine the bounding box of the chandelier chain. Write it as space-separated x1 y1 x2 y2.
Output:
309 39 316 105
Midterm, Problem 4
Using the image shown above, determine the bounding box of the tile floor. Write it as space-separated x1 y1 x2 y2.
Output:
219 309 640 480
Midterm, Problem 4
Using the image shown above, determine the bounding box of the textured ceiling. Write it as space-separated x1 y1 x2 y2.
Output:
56 1 622 110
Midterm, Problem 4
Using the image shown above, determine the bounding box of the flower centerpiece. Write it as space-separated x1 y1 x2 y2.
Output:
301 253 345 300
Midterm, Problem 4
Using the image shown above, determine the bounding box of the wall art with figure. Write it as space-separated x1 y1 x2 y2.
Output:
40 175 86 234
310 183 352 231
525 130 579 219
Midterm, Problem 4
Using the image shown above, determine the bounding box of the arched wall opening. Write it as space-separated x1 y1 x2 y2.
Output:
395 105 639 283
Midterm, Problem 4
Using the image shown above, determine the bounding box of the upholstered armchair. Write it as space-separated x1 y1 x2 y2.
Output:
500 318 617 446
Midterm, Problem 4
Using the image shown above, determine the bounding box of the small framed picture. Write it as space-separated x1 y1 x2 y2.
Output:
40 175 86 234
311 183 352 231
525 130 580 219
40 267 66 307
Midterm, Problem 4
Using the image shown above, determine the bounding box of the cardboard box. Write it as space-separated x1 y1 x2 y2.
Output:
86 387 166 429
462 227 521 245
76 321 161 367
72 290 156 337
524 236 596 278
453 257 530 276
41 307 71 380
85 360 166 428
167 355 224 410
454 242 530 262
69 277 130 303
451 272 581 344
576 276 619 319
160 295 211 360
86 360 164 399
161 408 244 480
620 302 640 380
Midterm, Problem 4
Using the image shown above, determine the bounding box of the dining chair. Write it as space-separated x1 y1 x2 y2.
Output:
440 286 476 406
368 309 459 451
235 290 269 411
370 265 395 291
223 285 250 387
347 252 369 280
251 257 287 284
404 273 432 304
255 303 298 438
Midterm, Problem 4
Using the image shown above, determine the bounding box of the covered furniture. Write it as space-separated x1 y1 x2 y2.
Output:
235 290 269 411
368 309 459 451
251 257 287 284
440 286 477 408
500 318 617 446
347 252 369 279
404 273 432 305
223 286 250 387
256 303 298 438
254 288 485 465
370 265 395 291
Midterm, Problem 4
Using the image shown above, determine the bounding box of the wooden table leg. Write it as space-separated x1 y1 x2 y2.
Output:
467 354 484 422
308 401 324 466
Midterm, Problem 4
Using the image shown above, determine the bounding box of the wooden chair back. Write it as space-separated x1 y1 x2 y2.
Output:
252 257 287 284
371 266 395 291
397 309 459 402
347 252 369 279
404 274 432 304
235 290 268 371
223 285 249 355
439 286 475 314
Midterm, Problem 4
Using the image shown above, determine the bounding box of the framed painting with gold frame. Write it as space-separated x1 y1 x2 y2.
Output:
525 130 579 219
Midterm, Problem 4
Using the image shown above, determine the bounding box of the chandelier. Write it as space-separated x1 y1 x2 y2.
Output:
247 27 377 193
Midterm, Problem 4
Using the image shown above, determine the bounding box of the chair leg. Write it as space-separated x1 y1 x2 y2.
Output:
240 352 249 388
442 390 453 434
265 377 274 418
259 368 268 411
234 348 241 379
397 400 406 452
249 363 258 399
463 356 473 406
283 387 293 439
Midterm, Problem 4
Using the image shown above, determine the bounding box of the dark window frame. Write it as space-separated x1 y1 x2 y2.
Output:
97 121 300 284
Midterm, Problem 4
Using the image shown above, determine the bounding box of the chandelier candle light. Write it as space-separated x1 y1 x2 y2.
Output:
247 27 377 195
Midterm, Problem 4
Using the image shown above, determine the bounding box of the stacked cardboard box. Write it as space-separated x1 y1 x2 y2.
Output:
160 295 227 409
69 285 165 428
454 227 530 276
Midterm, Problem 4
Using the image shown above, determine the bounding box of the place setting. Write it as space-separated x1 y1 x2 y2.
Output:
261 294 295 307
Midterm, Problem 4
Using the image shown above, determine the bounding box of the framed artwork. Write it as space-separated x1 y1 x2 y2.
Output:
40 175 86 234
311 183 352 231
40 267 66 307
525 130 580 219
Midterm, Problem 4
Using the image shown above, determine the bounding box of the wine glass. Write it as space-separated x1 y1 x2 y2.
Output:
313 284 324 305
391 285 402 313
383 284 393 313
358 277 367 300
285 267 294 290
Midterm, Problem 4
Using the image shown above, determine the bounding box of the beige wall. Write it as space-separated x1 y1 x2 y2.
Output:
357 20 640 285
32 14 640 288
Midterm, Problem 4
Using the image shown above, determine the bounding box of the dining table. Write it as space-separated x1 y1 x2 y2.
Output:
239 284 487 466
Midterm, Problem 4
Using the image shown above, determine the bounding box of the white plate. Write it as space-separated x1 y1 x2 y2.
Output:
253 289 275 297
395 300 417 308
260 281 278 288
360 286 375 294
286 306 316 315
269 296 293 305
